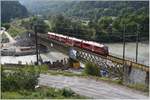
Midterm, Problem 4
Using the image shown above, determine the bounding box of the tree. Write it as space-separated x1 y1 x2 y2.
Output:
36 20 50 33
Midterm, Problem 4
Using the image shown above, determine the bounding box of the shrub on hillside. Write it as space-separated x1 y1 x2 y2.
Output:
84 62 100 76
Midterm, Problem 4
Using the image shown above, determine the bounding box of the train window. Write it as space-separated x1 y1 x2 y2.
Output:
75 41 81 44
61 37 66 42
94 46 105 53
94 46 101 50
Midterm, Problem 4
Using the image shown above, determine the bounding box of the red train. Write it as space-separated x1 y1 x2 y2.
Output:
48 32 109 56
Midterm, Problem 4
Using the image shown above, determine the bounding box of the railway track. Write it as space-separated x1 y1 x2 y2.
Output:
32 33 149 72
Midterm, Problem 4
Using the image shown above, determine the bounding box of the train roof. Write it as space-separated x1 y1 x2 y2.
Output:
48 32 56 35
48 32 67 38
56 34 67 38
83 41 104 47
69 37 82 42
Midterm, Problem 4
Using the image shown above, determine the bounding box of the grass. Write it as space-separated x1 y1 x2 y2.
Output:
2 86 87 99
2 65 48 72
2 65 83 77
85 75 123 84
126 83 149 93
47 70 84 77
7 19 28 37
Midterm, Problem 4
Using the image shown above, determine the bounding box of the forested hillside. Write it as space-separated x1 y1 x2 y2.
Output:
19 0 75 16
20 1 148 19
1 1 28 23
19 1 149 42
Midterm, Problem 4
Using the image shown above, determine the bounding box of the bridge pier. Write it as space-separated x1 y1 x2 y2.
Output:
145 72 149 88
123 64 130 84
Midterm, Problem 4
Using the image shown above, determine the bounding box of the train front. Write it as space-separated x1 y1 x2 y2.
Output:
103 45 109 56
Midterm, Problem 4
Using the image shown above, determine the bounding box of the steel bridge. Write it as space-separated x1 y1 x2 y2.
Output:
31 32 149 86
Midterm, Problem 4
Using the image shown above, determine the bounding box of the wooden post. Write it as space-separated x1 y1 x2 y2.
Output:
136 24 139 63
34 25 38 65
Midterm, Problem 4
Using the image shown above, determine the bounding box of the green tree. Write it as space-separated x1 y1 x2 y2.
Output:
98 16 113 30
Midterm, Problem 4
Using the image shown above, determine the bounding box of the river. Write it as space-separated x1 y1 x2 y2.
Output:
105 42 149 66
0 51 69 65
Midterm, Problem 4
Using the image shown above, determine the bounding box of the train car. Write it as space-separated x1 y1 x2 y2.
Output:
47 32 109 56
82 41 108 56
55 34 60 41
93 44 108 55
65 37 74 46
56 34 67 43
65 37 83 47
48 32 67 43
48 32 56 40
82 41 93 51
72 38 83 48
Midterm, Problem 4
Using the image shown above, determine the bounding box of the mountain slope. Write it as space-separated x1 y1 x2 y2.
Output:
19 0 148 20
1 1 29 23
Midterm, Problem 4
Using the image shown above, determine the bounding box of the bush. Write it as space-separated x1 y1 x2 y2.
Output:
1 66 40 92
84 62 100 76
61 87 75 97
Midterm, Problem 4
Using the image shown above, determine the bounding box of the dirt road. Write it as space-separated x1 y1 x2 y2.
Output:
39 74 148 99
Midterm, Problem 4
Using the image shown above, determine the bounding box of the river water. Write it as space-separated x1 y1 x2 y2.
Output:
105 42 149 66
0 51 68 65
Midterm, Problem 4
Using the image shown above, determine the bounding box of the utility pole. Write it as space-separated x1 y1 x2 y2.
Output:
121 24 126 82
123 1 127 67
123 24 126 66
136 24 139 63
34 25 39 65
